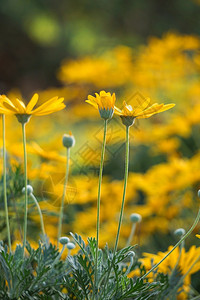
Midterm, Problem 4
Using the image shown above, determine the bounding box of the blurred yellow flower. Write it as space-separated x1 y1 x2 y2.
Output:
86 90 116 119
115 99 175 119
129 245 200 299
0 93 65 117
197 234 200 239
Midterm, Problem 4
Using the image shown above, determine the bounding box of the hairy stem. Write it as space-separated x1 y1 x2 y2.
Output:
94 119 107 298
141 206 200 279
57 147 70 246
126 223 136 247
22 122 28 256
114 125 129 254
103 125 130 296
2 114 11 250
30 193 46 237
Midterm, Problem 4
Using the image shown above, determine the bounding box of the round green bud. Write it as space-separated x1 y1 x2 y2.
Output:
22 185 33 195
62 133 75 148
198 190 200 198
174 228 185 237
128 251 135 258
59 237 70 245
67 242 76 250
130 213 142 223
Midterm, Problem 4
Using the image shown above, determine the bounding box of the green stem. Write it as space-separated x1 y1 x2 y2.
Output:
141 206 200 280
102 125 130 297
57 147 70 246
114 125 129 254
22 122 28 256
167 255 200 299
170 237 184 280
126 223 136 247
94 119 108 297
2 115 11 250
30 193 45 237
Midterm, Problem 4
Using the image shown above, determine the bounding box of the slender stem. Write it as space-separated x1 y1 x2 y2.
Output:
53 245 66 267
103 125 130 297
124 255 134 276
57 147 70 246
126 223 136 247
30 193 46 237
141 206 200 280
167 255 200 299
22 122 28 256
94 119 107 297
114 125 129 254
170 238 184 280
2 114 11 250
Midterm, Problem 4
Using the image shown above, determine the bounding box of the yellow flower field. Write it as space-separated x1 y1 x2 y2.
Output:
1 31 200 298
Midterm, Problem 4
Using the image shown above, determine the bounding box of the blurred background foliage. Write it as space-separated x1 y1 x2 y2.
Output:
1 0 200 93
1 0 200 295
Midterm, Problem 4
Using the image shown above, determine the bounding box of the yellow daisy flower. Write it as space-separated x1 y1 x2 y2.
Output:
86 90 116 119
196 234 200 239
115 98 175 127
0 93 65 123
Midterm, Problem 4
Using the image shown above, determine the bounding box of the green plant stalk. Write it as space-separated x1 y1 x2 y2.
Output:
2 114 11 250
170 238 184 281
30 193 46 237
126 223 136 247
94 119 108 297
57 147 70 246
103 125 129 296
22 122 28 256
141 206 200 280
114 125 129 254
124 255 134 276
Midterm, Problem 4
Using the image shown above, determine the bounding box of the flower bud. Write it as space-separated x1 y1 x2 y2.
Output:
22 185 33 195
174 228 185 237
59 237 70 245
128 251 135 258
62 132 75 148
67 242 76 250
130 213 142 223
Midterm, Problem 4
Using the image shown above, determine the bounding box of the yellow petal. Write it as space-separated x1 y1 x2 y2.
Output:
114 106 122 115
26 93 39 113
33 103 66 116
31 97 64 114
136 103 164 117
111 93 116 106
127 95 151 111
1 95 16 108
2 101 19 113
0 107 15 115
87 95 97 102
156 103 175 113
136 113 154 119
15 98 26 113
34 99 65 114
85 99 98 110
